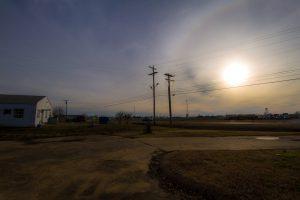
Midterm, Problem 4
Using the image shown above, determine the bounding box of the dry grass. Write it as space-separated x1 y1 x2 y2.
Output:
158 149 300 200
142 128 300 138
156 119 300 132
0 123 144 141
1 120 300 141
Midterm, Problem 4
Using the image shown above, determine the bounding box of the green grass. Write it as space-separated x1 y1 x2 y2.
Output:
158 149 300 200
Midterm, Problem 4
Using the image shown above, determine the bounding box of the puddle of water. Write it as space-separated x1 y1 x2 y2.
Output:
256 136 279 140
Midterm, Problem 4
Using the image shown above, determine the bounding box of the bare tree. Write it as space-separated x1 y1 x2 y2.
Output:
124 113 132 124
115 111 125 124
53 106 64 120
115 111 132 124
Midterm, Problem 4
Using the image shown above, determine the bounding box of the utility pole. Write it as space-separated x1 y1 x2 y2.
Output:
186 98 189 119
164 73 174 127
64 100 69 121
148 65 158 125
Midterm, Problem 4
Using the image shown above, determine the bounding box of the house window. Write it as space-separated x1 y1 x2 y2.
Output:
3 109 12 115
14 109 24 118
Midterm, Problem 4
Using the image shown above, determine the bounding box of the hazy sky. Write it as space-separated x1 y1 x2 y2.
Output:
1 0 300 116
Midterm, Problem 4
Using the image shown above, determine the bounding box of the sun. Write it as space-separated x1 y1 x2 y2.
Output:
223 62 249 86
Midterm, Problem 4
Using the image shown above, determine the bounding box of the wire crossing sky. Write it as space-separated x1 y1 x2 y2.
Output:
0 0 300 116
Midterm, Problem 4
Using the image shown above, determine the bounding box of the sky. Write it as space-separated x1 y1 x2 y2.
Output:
0 0 300 116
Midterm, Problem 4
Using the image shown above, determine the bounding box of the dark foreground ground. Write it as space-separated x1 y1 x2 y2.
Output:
0 121 300 199
0 133 300 200
0 135 172 200
152 150 300 200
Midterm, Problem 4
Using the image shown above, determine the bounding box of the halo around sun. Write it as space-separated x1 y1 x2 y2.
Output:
223 62 249 86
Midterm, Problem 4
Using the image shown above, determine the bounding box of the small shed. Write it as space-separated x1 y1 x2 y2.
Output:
0 94 52 127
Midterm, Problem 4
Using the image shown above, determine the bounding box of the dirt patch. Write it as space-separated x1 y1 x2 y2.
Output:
59 181 82 197
96 160 131 172
99 191 168 200
23 137 87 145
80 180 99 197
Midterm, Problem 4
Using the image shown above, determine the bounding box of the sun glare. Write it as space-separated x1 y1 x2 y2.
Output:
223 62 249 86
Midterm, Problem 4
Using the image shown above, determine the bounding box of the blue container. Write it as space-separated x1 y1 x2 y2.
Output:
99 116 109 124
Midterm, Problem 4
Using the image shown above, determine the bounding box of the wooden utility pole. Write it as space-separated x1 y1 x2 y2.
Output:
148 66 158 125
164 73 174 127
133 104 135 117
186 98 189 119
64 100 69 121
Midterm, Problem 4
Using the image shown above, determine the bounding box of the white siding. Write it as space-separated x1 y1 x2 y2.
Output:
35 97 52 126
0 104 36 127
0 96 53 127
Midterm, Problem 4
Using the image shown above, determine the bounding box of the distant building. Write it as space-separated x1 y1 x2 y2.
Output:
0 94 52 127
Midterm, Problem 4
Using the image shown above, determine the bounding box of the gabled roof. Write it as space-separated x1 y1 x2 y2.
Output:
0 94 46 104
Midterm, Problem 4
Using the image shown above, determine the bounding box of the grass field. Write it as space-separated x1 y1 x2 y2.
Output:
1 120 300 141
0 123 143 141
156 119 300 132
153 149 300 200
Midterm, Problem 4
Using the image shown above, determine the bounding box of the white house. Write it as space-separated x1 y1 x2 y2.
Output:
0 94 52 127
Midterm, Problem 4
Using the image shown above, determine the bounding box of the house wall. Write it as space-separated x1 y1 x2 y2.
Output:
0 104 36 127
35 97 52 126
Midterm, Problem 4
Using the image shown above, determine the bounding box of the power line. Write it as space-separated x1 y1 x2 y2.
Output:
162 36 300 75
174 71 300 94
160 36 300 80
174 77 300 96
172 47 300 81
1 23 300 99
111 65 300 103
108 68 299 106
103 95 152 107
172 65 300 93
80 73 300 111
154 24 300 69
102 75 300 107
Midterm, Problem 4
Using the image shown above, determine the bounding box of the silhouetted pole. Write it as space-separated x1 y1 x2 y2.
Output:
186 98 189 119
133 104 135 117
64 100 69 121
148 66 158 125
164 73 174 127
